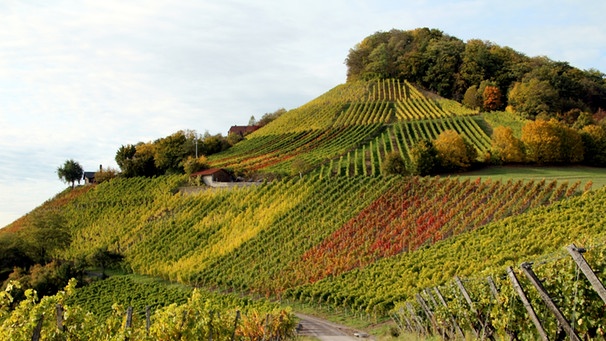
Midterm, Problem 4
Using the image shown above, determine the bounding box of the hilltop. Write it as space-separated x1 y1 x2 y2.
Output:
2 28 606 339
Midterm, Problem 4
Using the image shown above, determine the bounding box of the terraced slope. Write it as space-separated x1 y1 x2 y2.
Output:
208 79 481 176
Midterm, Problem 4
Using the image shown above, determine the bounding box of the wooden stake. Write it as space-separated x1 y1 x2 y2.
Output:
434 286 465 339
126 306 133 329
416 293 439 336
507 266 548 341
407 302 426 335
487 276 499 300
454 276 479 338
31 315 44 341
56 304 64 332
231 310 240 341
567 244 606 304
520 262 581 341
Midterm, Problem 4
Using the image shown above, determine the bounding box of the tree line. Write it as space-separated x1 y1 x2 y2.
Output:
383 116 606 176
346 28 606 118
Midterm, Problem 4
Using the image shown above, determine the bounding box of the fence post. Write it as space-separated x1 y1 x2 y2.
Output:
56 304 64 332
506 266 548 341
31 315 44 341
454 276 480 338
487 276 499 299
520 262 581 341
416 293 438 336
434 287 465 339
406 302 426 335
231 310 241 341
126 306 133 329
146 306 151 334
566 244 606 304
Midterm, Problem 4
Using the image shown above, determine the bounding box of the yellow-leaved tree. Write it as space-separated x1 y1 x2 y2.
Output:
433 130 477 171
521 119 583 164
491 126 525 163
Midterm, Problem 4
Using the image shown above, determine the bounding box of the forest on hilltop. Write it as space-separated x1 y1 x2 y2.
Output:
346 28 606 117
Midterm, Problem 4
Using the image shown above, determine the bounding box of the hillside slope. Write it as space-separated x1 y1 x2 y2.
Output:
207 79 481 177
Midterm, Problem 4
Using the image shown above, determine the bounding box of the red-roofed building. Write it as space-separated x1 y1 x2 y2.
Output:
190 168 232 185
228 125 259 137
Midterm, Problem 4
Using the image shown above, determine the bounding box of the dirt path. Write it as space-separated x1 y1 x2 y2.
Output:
296 313 371 341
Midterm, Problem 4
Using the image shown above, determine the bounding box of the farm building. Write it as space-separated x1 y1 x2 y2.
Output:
228 125 259 137
190 168 233 186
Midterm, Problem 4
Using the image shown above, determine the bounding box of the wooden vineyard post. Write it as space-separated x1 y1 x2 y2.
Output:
31 315 44 341
567 244 606 304
506 266 548 341
231 310 240 341
454 276 480 339
434 287 465 339
125 306 133 329
146 306 151 334
520 262 581 341
56 304 64 332
416 293 439 336
406 302 426 335
487 276 499 299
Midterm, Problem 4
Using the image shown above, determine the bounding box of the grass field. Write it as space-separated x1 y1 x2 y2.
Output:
457 165 606 189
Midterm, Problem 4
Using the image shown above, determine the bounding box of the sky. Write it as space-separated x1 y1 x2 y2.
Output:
1 0 605 227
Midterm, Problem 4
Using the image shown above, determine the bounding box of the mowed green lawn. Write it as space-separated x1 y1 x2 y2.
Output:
457 165 606 189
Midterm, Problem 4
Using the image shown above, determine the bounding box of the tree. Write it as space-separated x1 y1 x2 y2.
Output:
409 140 439 175
87 246 124 278
581 124 606 166
22 210 71 264
94 167 118 183
291 157 311 178
182 155 208 176
248 115 257 126
483 85 503 111
491 126 525 163
57 159 83 188
463 85 481 110
154 130 192 174
521 119 583 164
381 152 408 175
433 130 477 171
508 79 558 118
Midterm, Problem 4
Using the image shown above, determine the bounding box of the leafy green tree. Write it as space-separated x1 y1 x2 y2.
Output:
22 210 71 264
115 144 137 176
409 140 439 176
154 130 193 174
182 156 209 176
291 157 311 178
57 159 83 188
87 246 124 278
581 124 606 166
0 233 34 281
381 152 408 175
463 85 481 110
491 126 525 163
508 78 558 118
94 167 118 184
433 130 477 171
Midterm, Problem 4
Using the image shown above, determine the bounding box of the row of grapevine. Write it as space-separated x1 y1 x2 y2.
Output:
333 101 394 126
322 115 492 177
396 243 606 340
281 177 580 291
0 278 296 340
284 183 602 317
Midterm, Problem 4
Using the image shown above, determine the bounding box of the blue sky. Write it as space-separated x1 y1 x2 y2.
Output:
1 0 605 227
